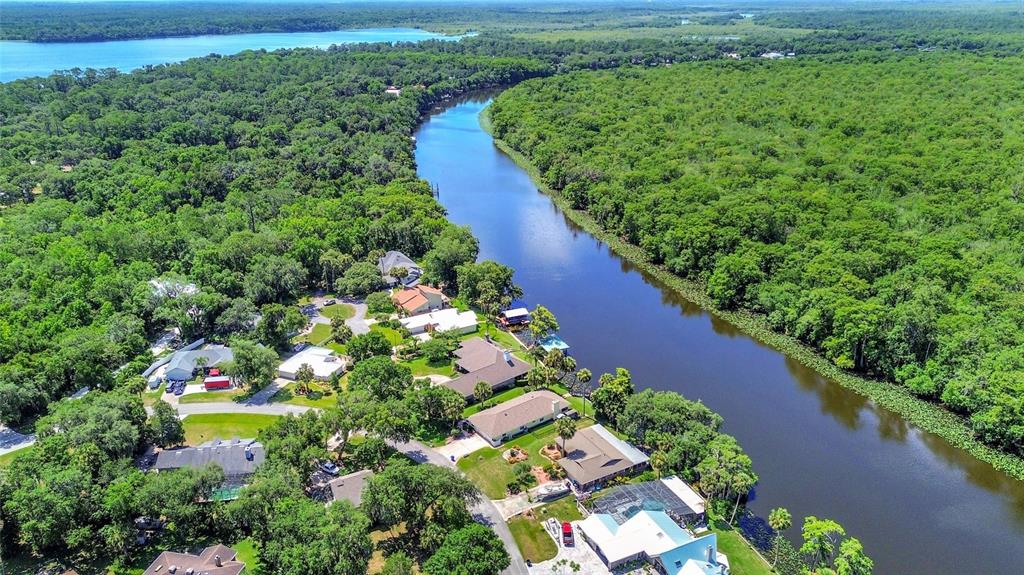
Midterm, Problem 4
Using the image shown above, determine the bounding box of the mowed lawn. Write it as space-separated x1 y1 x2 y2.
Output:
457 420 591 499
0 446 33 467
319 303 355 320
710 521 773 575
178 388 246 404
461 386 527 418
270 382 338 409
182 413 280 445
508 496 583 564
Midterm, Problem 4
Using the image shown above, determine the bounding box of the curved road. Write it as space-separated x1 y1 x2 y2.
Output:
171 400 527 575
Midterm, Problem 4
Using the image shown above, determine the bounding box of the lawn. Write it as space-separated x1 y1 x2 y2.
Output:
371 324 407 346
508 495 583 563
710 521 773 575
178 388 246 404
231 538 262 575
298 323 334 346
461 386 527 418
320 303 355 320
182 413 280 445
270 382 338 409
457 421 591 499
0 446 33 467
403 355 456 378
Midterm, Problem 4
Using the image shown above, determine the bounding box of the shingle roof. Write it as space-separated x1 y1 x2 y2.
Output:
154 438 264 477
328 469 374 507
446 338 531 398
378 251 422 287
467 390 568 440
166 347 234 376
558 424 649 487
142 544 244 575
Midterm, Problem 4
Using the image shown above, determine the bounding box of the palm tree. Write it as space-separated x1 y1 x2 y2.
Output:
768 507 793 568
649 450 669 478
555 416 577 455
729 471 757 525
473 380 493 404
295 363 315 395
574 368 592 418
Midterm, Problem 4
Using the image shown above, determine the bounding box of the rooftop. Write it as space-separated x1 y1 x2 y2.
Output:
466 390 568 440
378 250 422 287
559 424 649 487
590 476 706 524
328 469 375 507
399 308 477 333
166 346 234 377
278 346 345 379
577 510 725 575
446 338 531 398
142 544 244 575
154 438 264 477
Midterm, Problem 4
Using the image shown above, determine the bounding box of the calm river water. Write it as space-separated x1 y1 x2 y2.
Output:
0 28 453 82
414 95 1024 574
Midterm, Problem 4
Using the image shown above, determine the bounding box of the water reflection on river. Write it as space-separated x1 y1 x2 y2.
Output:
414 93 1024 574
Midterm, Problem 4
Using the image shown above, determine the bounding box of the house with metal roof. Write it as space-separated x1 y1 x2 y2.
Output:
558 424 649 491
466 390 570 446
142 544 245 575
164 346 234 382
399 307 477 336
576 509 728 575
444 337 531 399
277 346 346 381
378 250 422 288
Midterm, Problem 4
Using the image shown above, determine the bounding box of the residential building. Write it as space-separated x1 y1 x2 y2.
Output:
576 509 728 575
444 337 531 399
378 250 422 288
142 544 245 575
558 424 649 491
164 346 234 382
154 438 264 478
466 390 570 447
328 469 375 507
277 346 346 381
589 476 707 526
393 284 446 315
399 307 477 336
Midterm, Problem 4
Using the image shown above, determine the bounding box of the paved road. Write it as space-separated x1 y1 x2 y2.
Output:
0 426 35 456
344 298 370 335
389 438 529 575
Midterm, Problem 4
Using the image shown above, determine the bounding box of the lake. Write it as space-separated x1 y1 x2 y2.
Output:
414 94 1024 575
0 28 455 82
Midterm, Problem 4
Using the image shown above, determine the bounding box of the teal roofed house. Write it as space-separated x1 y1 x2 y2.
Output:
537 334 570 352
576 509 729 575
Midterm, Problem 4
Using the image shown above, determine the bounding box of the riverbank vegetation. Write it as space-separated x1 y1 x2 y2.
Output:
488 53 1024 471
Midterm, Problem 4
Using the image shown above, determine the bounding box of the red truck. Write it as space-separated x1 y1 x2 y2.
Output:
561 521 574 546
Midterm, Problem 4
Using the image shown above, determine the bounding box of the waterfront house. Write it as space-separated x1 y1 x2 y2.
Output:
399 307 477 336
393 284 446 315
589 475 707 526
444 337 531 399
466 390 570 447
499 308 531 328
378 250 422 288
142 544 245 575
558 424 649 491
576 509 729 575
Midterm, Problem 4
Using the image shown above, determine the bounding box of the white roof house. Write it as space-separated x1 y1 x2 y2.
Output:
662 476 707 516
277 346 346 381
399 308 478 335
577 510 728 575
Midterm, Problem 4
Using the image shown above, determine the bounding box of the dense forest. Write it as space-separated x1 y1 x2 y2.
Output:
0 45 549 427
489 54 1024 456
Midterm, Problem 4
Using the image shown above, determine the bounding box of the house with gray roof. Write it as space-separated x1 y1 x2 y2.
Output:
466 390 570 447
154 438 264 478
328 469 375 507
142 544 245 575
559 424 649 491
444 337 531 399
378 250 422 288
164 346 234 382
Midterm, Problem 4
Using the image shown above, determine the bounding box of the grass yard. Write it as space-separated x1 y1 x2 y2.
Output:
178 388 246 404
461 386 527 417
457 420 591 499
271 382 338 409
0 446 33 467
371 324 407 346
231 538 262 575
508 494 584 563
301 323 334 345
320 303 355 320
403 355 456 378
710 521 773 575
182 413 280 445
508 515 557 563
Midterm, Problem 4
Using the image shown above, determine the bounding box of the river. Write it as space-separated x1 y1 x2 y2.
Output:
0 28 455 82
413 94 1024 574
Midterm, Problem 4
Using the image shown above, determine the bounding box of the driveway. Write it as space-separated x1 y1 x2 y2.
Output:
435 433 488 461
343 298 370 335
529 520 610 575
389 438 529 575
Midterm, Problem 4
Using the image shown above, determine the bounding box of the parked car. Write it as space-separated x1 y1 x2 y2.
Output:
319 461 340 475
173 382 186 396
293 342 309 353
561 521 574 546
322 299 336 306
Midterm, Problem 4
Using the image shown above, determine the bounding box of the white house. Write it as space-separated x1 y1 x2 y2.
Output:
399 307 477 336
277 346 346 381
